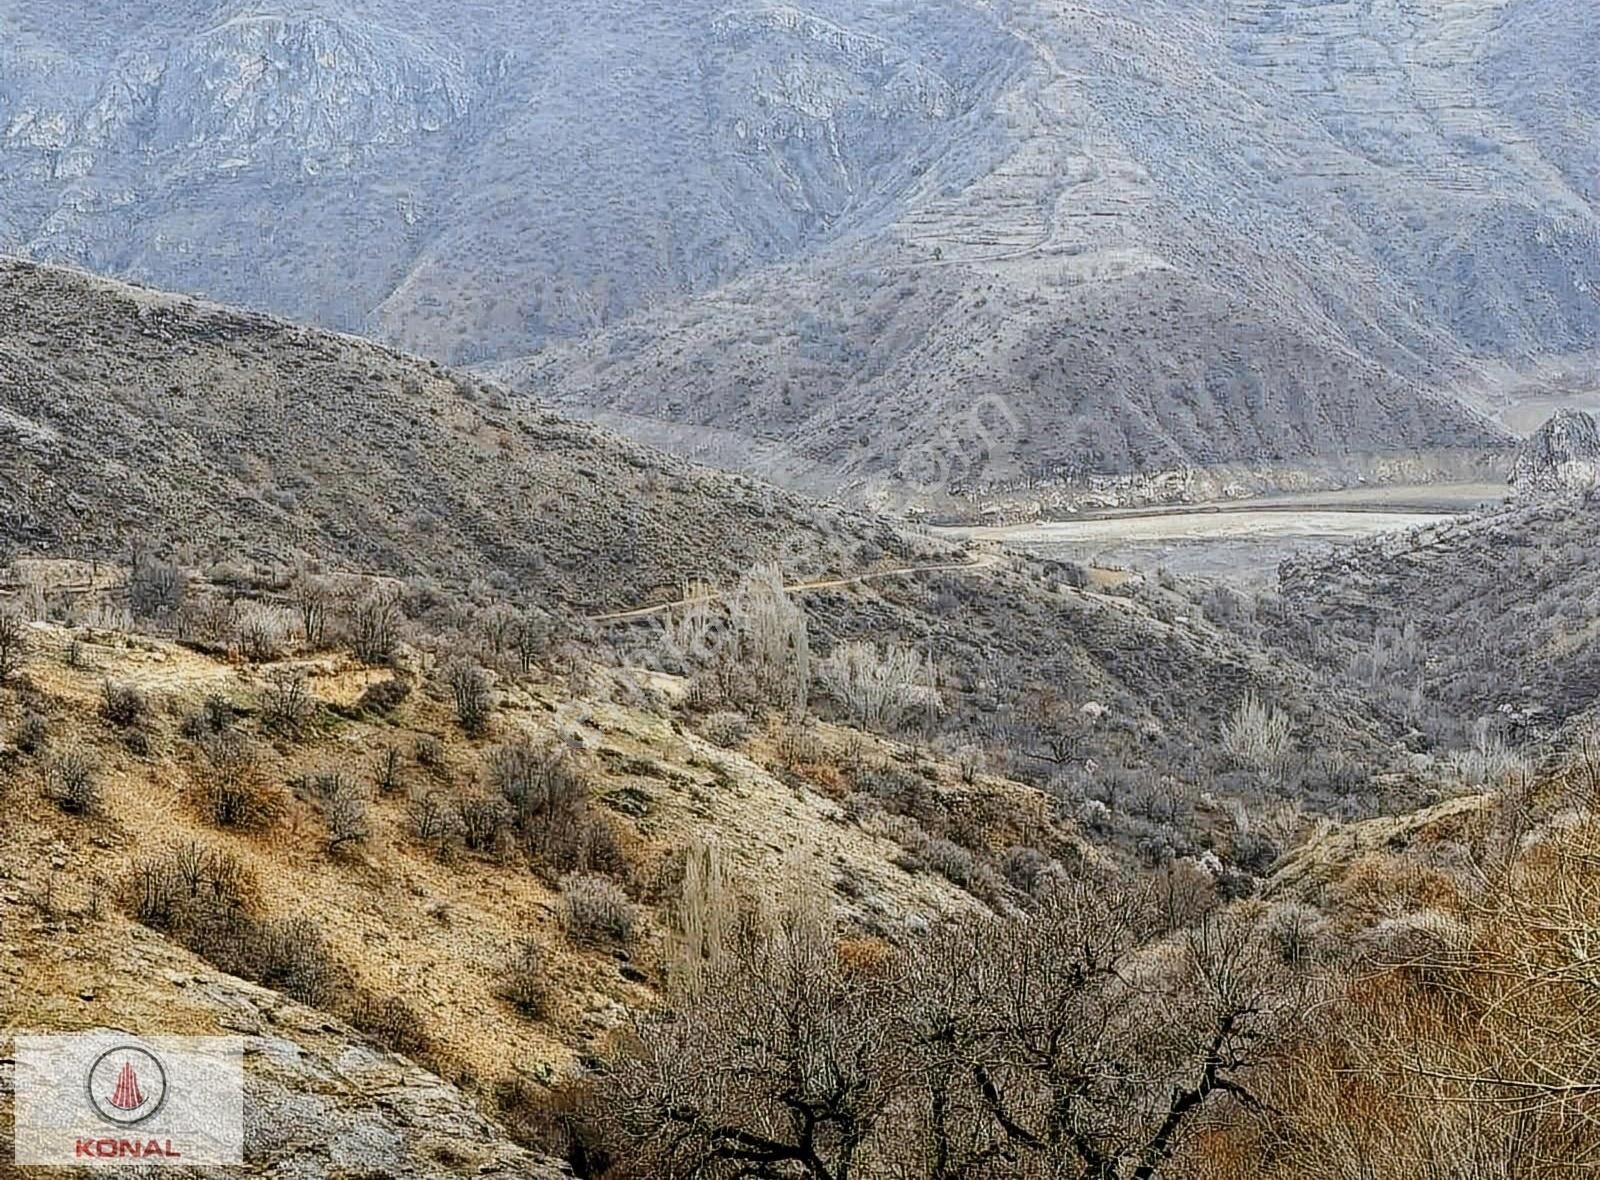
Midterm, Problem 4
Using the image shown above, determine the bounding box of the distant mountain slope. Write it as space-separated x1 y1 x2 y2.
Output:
6 0 1593 503
0 0 1016 360
511 0 1600 504
508 257 1509 510
0 257 950 611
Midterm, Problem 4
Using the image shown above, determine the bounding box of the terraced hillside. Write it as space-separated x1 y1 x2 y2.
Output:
7 1 1595 506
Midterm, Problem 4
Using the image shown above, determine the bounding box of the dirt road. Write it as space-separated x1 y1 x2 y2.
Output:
588 553 1003 623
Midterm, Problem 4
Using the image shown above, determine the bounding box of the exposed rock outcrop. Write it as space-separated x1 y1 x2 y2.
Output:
1512 410 1600 499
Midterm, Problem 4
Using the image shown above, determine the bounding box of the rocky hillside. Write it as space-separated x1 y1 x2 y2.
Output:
0 257 952 613
7 1 1594 504
0 259 1419 812
1511 409 1600 499
1278 488 1600 732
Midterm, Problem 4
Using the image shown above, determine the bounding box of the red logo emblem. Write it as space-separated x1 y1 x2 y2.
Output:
87 1046 168 1125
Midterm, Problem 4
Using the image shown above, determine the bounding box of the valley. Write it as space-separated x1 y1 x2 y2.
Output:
3 1 1600 1175
941 482 1507 585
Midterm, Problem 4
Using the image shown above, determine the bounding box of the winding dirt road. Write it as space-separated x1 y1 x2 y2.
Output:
587 553 1003 624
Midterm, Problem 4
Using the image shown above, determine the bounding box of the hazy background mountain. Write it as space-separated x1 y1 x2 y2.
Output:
5 0 1598 506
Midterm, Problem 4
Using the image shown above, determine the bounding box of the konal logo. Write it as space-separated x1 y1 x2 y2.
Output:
86 1045 168 1126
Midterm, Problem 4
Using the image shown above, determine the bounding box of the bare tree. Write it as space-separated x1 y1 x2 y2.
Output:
347 589 402 665
601 899 895 1179
1222 692 1293 770
445 661 494 736
290 568 333 648
324 781 370 854
732 564 810 715
129 554 188 620
818 640 938 733
514 609 551 676
0 608 26 686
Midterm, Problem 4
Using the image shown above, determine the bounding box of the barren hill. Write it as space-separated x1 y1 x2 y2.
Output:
6 1 1595 505
0 257 951 612
1278 493 1600 730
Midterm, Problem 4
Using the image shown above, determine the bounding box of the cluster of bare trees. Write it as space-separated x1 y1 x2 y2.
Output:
664 565 811 716
817 640 940 734
589 874 1306 1179
656 566 945 736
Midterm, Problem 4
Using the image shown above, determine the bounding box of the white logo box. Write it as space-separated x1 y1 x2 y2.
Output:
13 1033 243 1167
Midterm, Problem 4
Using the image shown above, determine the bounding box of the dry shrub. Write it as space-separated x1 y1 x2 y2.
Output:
700 710 752 748
445 660 494 736
560 873 637 946
124 844 338 1008
100 680 147 728
373 745 405 796
355 675 411 717
0 609 27 685
41 750 99 815
261 670 313 738
235 601 296 662
197 733 284 830
499 937 550 1019
349 991 430 1057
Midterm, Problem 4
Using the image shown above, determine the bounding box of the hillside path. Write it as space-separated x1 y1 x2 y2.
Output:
588 553 1003 623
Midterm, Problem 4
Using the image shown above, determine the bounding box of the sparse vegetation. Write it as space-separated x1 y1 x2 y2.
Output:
41 750 98 815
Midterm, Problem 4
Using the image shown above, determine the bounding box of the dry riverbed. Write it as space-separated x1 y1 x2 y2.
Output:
940 483 1507 587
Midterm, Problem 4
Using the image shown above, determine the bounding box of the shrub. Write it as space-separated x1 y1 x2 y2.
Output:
408 790 456 844
349 992 430 1057
42 751 99 815
458 797 512 852
1222 692 1293 769
355 676 411 717
817 641 938 733
489 738 585 823
198 734 281 830
235 601 295 662
373 746 405 796
922 837 977 887
324 783 370 854
129 557 187 620
348 591 402 665
701 710 752 748
100 680 147 728
261 670 313 738
415 734 446 771
500 937 550 1018
445 661 494 736
249 916 341 1007
181 695 235 741
14 709 49 755
560 873 638 945
0 609 27 685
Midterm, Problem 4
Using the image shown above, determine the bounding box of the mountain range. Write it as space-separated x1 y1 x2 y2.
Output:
5 0 1598 507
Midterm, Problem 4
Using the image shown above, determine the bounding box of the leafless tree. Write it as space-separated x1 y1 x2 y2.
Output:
445 661 494 736
818 640 937 733
290 567 334 649
347 589 402 665
0 608 27 685
601 900 894 1179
